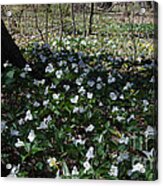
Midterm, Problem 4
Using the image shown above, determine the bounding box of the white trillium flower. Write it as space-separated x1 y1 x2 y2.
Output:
112 106 119 112
10 129 19 136
99 102 103 106
28 130 36 142
47 157 57 167
85 124 95 132
15 138 25 148
72 166 79 176
143 99 149 107
26 93 31 99
74 67 79 73
96 83 102 90
132 163 145 173
97 77 102 82
72 137 86 146
3 61 10 68
70 95 79 104
87 80 95 87
44 86 49 95
18 118 24 125
73 107 79 113
58 60 64 67
72 63 77 69
108 75 116 84
37 115 52 130
78 86 86 95
79 106 85 113
118 134 129 145
142 148 155 161
144 125 155 138
127 114 135 123
24 64 32 72
76 78 83 86
109 165 118 177
110 92 117 101
87 92 93 99
33 101 40 107
53 93 60 100
123 82 133 91
119 94 124 99
83 161 91 173
45 63 54 73
40 79 45 85
37 121 48 130
25 110 33 121
7 164 20 177
81 40 86 46
46 115 52 122
50 83 56 89
33 79 45 86
83 68 90 75
55 70 63 79
43 99 49 106
86 146 94 160
63 84 70 92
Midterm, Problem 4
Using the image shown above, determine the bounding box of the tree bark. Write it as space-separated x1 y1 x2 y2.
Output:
88 3 94 35
83 4 87 37
33 5 45 43
45 5 50 43
59 4 64 43
71 3 76 36
1 19 26 70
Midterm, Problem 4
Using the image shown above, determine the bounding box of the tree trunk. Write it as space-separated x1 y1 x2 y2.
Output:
45 5 50 43
33 5 45 42
1 19 26 70
83 4 87 37
88 3 94 35
71 3 76 36
59 4 64 43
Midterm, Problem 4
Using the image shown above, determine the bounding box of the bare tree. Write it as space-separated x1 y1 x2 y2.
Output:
59 4 64 43
83 3 87 37
33 5 45 42
88 3 94 35
45 5 50 43
1 19 26 70
71 3 76 36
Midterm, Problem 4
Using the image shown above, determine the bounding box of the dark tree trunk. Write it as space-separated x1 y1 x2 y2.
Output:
1 19 26 70
83 4 87 37
88 3 94 35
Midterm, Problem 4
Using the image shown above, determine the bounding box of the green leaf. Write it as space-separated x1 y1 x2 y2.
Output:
36 162 44 170
24 143 31 153
62 161 70 177
6 70 15 79
31 145 44 155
